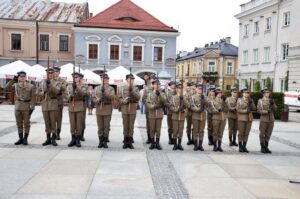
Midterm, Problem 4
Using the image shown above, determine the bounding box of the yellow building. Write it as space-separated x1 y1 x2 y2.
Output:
176 37 238 91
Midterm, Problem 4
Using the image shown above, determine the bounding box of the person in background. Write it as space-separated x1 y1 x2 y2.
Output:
87 85 94 115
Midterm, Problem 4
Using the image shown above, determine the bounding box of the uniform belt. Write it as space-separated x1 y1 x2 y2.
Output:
103 103 112 105
18 99 30 102
129 101 137 104
57 94 62 96
50 97 57 100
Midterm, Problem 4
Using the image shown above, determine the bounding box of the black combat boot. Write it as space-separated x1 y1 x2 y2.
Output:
56 128 61 140
217 140 223 152
198 140 204 151
98 136 103 148
229 135 233 146
103 137 108 148
128 137 134 149
173 139 178 150
232 134 238 146
122 137 128 149
193 139 198 151
146 133 151 144
23 134 29 145
208 136 213 145
80 130 85 142
156 138 162 150
178 138 184 151
213 141 218 152
187 133 193 145
68 135 76 147
75 135 81 148
168 133 174 145
42 134 51 146
149 138 155 150
51 134 58 146
265 141 272 154
15 133 24 145
260 142 266 153
238 142 244 152
243 141 249 153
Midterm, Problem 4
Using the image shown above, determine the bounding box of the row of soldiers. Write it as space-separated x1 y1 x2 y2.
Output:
6 69 277 153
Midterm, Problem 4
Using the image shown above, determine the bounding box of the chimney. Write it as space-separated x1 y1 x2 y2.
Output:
225 37 231 44
89 13 93 18
210 42 214 45
205 44 209 48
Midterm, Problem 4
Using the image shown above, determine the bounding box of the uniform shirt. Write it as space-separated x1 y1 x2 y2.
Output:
226 96 238 119
66 83 88 112
184 90 193 117
209 96 226 121
236 97 256 122
5 80 35 111
257 97 277 122
39 79 60 111
146 89 167 119
166 89 177 115
56 77 67 106
93 84 115 116
190 93 208 121
169 94 189 121
118 84 140 114
206 95 215 114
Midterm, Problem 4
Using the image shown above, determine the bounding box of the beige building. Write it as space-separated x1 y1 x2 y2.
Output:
0 0 89 66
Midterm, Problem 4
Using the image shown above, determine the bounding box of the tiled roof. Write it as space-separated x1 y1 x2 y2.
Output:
78 0 177 32
0 0 89 23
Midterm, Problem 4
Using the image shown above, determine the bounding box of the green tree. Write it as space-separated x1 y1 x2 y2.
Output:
254 71 262 92
233 82 239 90
265 77 272 90
244 79 249 88
284 70 289 91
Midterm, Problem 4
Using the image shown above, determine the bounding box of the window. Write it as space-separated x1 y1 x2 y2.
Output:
11 33 21 50
110 45 119 60
59 35 69 52
253 49 259 63
263 47 270 62
282 43 289 61
244 24 249 36
193 62 198 75
154 47 163 62
243 50 248 64
133 46 142 61
226 62 233 75
40 34 49 51
254 21 259 33
280 79 285 92
266 17 272 31
88 44 98 59
186 64 190 76
283 12 291 26
208 61 215 72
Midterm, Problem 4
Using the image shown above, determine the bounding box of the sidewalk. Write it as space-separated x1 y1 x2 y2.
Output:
0 105 300 199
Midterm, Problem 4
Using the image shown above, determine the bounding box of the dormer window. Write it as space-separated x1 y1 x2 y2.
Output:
115 17 140 22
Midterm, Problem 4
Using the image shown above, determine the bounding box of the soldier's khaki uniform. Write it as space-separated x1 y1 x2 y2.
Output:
93 84 115 144
56 77 67 137
257 97 277 149
39 79 60 135
81 83 88 140
166 89 176 143
142 80 153 142
237 97 256 151
118 84 140 139
185 90 193 143
66 84 88 137
146 90 167 139
226 96 238 145
5 80 35 143
210 97 226 142
206 95 215 144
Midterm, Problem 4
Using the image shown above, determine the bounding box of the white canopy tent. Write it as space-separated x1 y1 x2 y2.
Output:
31 64 46 81
0 60 36 80
106 66 144 85
83 69 101 84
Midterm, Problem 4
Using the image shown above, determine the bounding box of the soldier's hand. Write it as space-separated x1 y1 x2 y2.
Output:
128 98 133 103
268 109 273 113
46 80 51 85
72 83 77 89
218 108 223 112
179 96 184 101
270 99 274 106
249 99 253 104
129 86 133 92
13 75 18 82
178 107 184 112
201 95 204 100
247 108 251 113
29 109 34 116
101 87 105 93
156 90 160 96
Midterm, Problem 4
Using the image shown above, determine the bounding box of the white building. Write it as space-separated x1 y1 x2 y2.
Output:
235 0 300 92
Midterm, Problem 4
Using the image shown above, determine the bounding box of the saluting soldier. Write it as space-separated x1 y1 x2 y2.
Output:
5 71 35 145
118 74 140 149
257 88 277 153
170 83 189 151
53 66 67 140
209 88 226 152
206 85 216 145
236 88 256 153
142 73 155 144
146 79 167 150
79 73 88 141
93 74 115 148
225 87 239 146
39 68 60 146
165 81 177 145
65 72 88 148
190 84 208 151
185 82 194 145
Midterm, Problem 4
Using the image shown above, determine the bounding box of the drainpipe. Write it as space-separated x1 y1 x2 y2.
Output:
36 20 39 64
274 0 282 91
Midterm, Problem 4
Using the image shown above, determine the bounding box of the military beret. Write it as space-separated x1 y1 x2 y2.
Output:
231 87 238 92
53 66 61 72
78 73 84 78
168 81 176 86
241 88 250 93
215 87 222 93
152 79 161 85
261 87 270 93
126 74 135 79
144 72 149 76
176 83 183 89
209 85 216 91
196 84 203 89
17 70 26 76
187 82 192 87
45 68 54 73
149 74 156 80
101 74 109 79
72 72 80 77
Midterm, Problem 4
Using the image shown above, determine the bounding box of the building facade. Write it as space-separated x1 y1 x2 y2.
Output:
73 0 179 77
0 0 89 67
235 0 300 92
176 38 238 92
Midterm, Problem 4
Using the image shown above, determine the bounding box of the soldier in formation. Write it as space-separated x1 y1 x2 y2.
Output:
206 86 216 146
225 87 239 146
166 81 177 145
185 82 194 145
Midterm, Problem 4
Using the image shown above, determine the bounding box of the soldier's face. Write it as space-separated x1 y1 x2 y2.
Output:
144 75 149 80
170 85 176 90
54 71 60 77
102 78 109 84
153 83 160 90
49 73 54 78
217 93 222 98
264 92 270 97
243 92 250 97
127 78 134 84
18 75 26 82
232 91 238 97
196 88 202 94
74 76 79 83
210 91 215 97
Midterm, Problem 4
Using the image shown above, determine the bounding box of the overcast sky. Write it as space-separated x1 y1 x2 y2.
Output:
54 0 248 52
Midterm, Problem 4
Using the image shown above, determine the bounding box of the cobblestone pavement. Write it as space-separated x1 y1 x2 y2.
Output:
0 105 300 199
